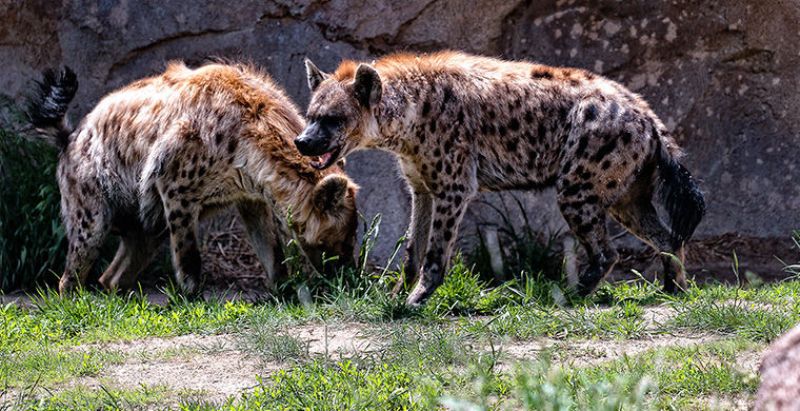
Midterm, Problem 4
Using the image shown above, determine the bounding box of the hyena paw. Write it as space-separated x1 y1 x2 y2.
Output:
575 270 605 298
405 282 435 307
58 275 80 294
179 274 203 296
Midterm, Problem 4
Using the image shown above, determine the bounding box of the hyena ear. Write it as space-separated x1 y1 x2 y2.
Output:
312 174 351 212
353 64 382 108
305 58 328 92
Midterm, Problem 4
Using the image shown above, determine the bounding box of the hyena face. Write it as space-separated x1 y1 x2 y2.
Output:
301 174 359 271
295 59 381 169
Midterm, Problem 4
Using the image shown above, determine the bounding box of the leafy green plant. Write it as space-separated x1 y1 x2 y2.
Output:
0 103 65 291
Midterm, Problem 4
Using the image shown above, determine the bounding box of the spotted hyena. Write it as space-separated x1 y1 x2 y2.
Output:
27 62 358 295
297 51 705 306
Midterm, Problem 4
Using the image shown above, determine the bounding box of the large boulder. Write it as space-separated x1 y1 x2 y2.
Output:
756 323 800 410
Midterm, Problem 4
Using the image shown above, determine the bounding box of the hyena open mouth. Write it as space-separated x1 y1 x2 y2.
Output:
310 146 342 170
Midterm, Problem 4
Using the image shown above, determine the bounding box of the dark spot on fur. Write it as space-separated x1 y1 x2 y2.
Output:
422 100 431 117
227 138 238 154
444 231 452 241
608 102 619 119
506 139 518 152
585 195 599 205
606 181 618 189
575 136 590 157
592 139 618 162
584 104 598 123
440 85 454 112
562 183 581 197
601 160 611 170
622 131 633 145
525 110 534 123
531 69 553 79
508 118 520 132
433 220 442 229
444 139 453 152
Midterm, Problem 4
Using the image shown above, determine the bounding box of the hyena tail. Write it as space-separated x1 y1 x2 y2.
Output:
26 67 79 150
655 140 706 248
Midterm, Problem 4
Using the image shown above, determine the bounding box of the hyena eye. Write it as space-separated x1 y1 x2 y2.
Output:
318 115 345 128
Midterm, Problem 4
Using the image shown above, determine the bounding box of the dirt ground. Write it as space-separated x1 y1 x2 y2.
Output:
57 306 760 406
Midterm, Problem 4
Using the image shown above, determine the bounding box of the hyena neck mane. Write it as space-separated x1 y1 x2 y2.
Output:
245 115 339 231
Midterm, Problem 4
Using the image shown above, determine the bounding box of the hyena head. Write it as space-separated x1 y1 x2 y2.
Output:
295 59 381 169
300 173 359 272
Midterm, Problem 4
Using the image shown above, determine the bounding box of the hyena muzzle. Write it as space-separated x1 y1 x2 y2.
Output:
27 63 358 295
297 52 705 306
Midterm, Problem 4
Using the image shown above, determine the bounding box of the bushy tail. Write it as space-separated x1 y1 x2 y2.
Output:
656 141 706 248
26 67 79 150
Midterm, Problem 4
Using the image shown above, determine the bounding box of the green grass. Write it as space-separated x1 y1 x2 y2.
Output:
2 221 799 409
0 273 790 409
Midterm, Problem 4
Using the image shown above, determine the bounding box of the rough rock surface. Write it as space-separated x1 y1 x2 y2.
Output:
1 0 798 276
755 323 800 410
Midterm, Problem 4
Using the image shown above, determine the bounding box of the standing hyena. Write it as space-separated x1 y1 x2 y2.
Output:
297 51 705 306
27 62 358 295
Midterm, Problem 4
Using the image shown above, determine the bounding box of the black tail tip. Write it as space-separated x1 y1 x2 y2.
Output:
26 66 79 128
659 161 706 247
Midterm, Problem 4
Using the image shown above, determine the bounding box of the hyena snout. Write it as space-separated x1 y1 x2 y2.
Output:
295 123 332 156
295 120 345 169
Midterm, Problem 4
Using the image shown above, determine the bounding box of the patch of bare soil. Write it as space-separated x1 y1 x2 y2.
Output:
289 323 381 356
499 334 722 367
80 334 263 403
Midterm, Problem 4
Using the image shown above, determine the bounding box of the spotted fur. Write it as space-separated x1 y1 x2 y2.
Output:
299 51 705 306
27 62 358 295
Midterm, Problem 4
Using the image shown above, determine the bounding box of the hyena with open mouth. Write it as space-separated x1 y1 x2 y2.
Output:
298 51 705 306
27 62 358 295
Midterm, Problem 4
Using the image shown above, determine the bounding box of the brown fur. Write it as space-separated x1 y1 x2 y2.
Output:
30 62 358 295
300 51 704 306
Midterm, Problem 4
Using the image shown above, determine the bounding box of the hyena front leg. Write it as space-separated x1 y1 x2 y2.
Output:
406 183 476 306
611 199 687 293
236 199 285 290
557 189 619 297
395 186 433 295
59 185 111 293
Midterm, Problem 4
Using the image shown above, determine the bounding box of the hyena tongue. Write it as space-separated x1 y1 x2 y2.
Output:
320 152 333 164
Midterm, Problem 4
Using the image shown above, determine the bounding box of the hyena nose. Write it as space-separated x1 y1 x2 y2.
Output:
294 135 314 155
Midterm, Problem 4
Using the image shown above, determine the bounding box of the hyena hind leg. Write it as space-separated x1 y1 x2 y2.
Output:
98 227 162 291
610 199 687 293
160 186 204 296
59 196 112 293
558 199 619 297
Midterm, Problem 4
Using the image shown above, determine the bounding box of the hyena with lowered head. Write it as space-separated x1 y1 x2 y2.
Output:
27 62 358 295
297 51 705 306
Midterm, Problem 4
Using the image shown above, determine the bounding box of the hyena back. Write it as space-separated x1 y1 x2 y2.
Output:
298 51 705 305
27 62 358 295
